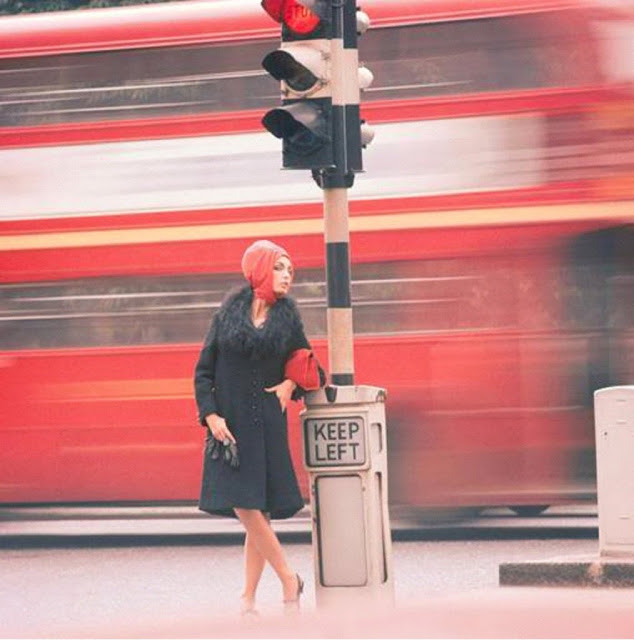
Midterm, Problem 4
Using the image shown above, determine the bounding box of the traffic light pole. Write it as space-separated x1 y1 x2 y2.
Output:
323 185 354 385
314 0 359 385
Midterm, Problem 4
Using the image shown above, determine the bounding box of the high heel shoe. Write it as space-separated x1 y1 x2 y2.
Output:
283 573 304 613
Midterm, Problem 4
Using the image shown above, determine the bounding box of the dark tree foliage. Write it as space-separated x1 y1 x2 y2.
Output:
0 0 182 15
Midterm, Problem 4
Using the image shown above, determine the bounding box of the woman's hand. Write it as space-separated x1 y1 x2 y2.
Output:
265 379 297 413
205 413 236 443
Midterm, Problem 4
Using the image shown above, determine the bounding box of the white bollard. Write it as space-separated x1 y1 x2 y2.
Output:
594 386 634 557
302 385 394 608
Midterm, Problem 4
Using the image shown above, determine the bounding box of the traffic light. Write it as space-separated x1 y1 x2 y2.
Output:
261 0 334 171
261 0 374 187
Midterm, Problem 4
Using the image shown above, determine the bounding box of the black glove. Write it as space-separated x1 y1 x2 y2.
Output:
207 436 239 469
208 437 222 461
222 439 240 469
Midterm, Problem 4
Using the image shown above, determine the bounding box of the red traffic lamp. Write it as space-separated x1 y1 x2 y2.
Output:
261 0 327 37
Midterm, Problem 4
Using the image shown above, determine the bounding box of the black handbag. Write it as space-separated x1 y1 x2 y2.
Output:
208 437 240 469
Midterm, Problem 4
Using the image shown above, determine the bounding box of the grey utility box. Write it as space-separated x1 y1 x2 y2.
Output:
594 386 634 557
302 385 394 608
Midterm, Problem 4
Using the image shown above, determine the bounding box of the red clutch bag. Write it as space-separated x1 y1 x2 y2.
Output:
285 348 321 390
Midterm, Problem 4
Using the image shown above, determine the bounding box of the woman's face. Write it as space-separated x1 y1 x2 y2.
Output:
273 255 294 297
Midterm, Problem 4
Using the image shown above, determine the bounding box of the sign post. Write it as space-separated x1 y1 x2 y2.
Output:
303 385 393 606
260 0 391 607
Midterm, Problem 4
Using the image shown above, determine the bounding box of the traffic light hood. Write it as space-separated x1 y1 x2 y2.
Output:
262 47 323 94
241 239 291 304
262 101 332 166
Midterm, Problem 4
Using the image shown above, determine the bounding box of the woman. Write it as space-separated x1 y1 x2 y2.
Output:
193 239 325 615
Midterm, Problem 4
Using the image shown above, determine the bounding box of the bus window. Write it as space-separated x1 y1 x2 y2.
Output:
0 40 278 127
363 12 599 102
0 257 522 350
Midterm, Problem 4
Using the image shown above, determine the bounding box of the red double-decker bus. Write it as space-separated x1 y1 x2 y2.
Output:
1 0 632 517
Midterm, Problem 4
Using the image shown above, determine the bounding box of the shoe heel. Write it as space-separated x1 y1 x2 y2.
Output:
283 573 304 612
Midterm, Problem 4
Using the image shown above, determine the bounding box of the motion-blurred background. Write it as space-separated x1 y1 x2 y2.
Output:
1 0 632 520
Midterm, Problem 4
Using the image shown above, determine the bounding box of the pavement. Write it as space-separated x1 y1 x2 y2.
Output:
16 586 634 639
2 503 633 638
0 502 306 546
135 589 634 639
0 503 600 548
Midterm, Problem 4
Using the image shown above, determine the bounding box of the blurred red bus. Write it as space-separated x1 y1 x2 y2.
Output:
0 0 632 517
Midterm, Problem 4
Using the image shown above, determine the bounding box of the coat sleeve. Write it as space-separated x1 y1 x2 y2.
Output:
288 322 326 401
193 317 219 427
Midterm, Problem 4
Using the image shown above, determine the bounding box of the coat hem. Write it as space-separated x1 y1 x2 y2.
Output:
198 502 304 521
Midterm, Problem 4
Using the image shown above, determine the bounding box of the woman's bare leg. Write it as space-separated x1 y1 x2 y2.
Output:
242 529 266 606
235 508 300 601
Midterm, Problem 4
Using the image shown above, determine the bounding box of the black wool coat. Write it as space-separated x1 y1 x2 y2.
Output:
193 285 322 519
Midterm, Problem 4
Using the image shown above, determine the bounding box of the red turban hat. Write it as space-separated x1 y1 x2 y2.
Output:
241 240 290 304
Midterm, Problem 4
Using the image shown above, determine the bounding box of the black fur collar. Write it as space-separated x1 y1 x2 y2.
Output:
214 285 302 360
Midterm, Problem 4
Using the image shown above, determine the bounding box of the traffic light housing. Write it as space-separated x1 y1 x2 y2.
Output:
261 0 374 186
261 0 334 171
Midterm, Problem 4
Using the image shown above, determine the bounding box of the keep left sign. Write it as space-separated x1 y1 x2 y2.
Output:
304 415 366 467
